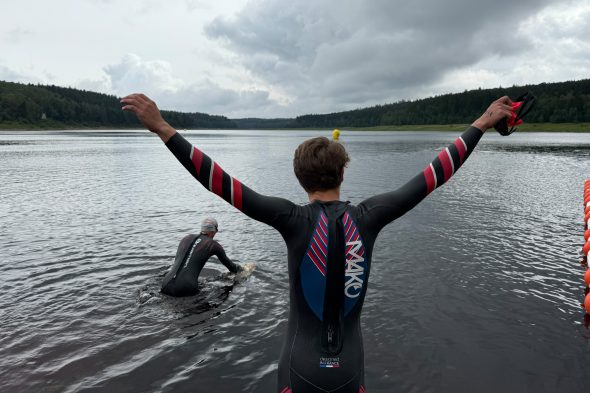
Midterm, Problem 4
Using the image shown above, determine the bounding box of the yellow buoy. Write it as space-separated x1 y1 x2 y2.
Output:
332 128 340 141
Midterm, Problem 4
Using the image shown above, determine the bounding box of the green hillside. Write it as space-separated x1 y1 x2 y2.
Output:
2 79 590 130
0 81 236 129
293 79 590 128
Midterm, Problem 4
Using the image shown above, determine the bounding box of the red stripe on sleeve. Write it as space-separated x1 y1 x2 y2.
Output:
191 147 203 176
438 150 452 182
232 178 243 211
453 138 466 164
211 162 223 197
423 165 435 194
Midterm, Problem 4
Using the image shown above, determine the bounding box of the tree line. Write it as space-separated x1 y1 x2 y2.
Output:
0 81 236 129
293 79 590 128
2 79 590 129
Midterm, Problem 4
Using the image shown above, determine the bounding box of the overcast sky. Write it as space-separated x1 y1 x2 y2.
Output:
1 0 589 118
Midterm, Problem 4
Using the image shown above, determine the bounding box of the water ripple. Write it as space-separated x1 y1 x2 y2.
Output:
1 130 589 393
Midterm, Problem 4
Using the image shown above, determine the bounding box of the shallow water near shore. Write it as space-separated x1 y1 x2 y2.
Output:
1 129 590 393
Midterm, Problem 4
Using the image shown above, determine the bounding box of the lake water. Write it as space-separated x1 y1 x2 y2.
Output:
1 129 590 393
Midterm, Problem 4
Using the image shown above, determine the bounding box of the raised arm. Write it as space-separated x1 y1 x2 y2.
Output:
358 96 514 232
121 94 295 229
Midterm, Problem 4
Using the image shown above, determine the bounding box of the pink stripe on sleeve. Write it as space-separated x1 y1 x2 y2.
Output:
191 147 203 175
438 150 453 182
211 163 223 197
423 165 436 194
453 137 466 164
232 178 243 210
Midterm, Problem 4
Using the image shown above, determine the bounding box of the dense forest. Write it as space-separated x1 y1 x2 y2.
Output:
1 79 590 129
232 117 295 129
293 79 590 128
0 81 236 129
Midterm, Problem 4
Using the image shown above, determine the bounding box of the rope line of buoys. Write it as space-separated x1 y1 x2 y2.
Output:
583 179 590 314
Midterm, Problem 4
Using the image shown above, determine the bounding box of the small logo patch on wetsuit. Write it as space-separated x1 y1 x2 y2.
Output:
319 357 340 368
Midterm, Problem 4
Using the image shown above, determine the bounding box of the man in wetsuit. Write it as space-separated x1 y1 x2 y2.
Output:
121 93 515 392
161 217 242 297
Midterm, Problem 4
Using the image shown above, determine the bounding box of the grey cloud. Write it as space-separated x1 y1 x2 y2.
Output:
205 0 565 112
206 2 347 64
158 82 280 117
103 54 182 95
83 54 284 118
4 28 35 44
185 0 210 12
0 63 39 83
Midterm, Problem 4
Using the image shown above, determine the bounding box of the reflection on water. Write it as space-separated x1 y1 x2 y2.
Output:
1 130 590 393
485 142 590 157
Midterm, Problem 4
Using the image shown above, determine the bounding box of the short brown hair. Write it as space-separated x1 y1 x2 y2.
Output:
293 137 350 193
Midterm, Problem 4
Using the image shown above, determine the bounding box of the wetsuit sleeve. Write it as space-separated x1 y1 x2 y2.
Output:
164 132 295 229
211 241 240 273
358 126 484 231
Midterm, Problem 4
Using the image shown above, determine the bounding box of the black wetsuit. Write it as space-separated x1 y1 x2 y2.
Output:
161 233 240 297
165 126 484 392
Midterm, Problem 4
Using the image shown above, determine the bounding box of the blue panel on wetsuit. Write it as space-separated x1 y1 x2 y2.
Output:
343 212 367 315
300 211 328 320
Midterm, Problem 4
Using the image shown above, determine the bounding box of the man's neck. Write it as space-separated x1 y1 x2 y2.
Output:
308 188 340 202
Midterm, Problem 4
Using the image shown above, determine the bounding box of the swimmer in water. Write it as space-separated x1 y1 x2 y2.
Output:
161 217 242 297
122 93 515 392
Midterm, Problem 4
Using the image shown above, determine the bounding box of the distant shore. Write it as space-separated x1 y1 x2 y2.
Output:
2 122 590 132
346 123 590 132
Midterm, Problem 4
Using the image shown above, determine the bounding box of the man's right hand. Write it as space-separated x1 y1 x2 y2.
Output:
472 96 515 132
121 93 176 142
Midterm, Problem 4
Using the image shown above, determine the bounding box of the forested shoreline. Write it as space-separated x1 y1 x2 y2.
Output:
0 81 236 130
2 79 590 130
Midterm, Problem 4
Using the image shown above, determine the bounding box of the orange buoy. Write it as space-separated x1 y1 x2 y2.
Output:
585 293 590 314
585 229 590 241
585 269 590 286
584 241 590 255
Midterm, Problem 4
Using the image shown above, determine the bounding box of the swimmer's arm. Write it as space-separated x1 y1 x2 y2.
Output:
212 243 241 273
358 97 514 230
164 132 295 227
121 93 295 228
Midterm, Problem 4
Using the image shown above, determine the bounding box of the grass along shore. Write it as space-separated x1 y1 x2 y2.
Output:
346 123 590 132
2 122 590 132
